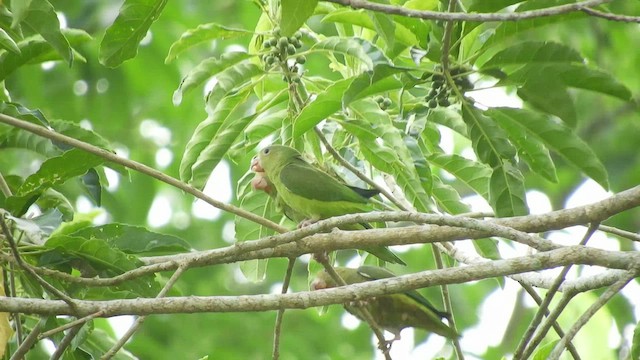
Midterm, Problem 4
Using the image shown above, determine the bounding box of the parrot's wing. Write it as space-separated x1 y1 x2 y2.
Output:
279 161 370 204
357 266 448 318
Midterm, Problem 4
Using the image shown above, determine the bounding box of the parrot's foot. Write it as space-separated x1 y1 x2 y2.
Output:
297 219 317 228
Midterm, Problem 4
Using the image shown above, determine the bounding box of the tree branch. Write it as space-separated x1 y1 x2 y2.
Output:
0 246 637 316
323 0 611 22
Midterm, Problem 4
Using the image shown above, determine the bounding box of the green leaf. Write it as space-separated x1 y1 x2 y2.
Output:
0 127 60 157
517 77 577 127
504 63 632 101
489 163 528 217
428 153 491 198
431 176 470 214
280 0 318 36
0 101 50 126
180 89 252 186
36 189 75 221
427 107 467 136
99 0 168 68
481 41 583 68
489 108 558 183
369 12 395 50
308 37 390 70
405 135 432 196
173 54 257 102
190 111 259 190
165 23 253 63
473 238 501 260
235 186 281 282
5 209 63 245
8 0 32 28
532 340 560 360
461 104 516 167
293 77 354 138
342 64 406 106
68 224 191 255
632 321 640 360
322 9 418 47
44 235 159 296
0 28 20 55
0 29 91 81
23 0 73 65
487 107 609 189
82 168 102 206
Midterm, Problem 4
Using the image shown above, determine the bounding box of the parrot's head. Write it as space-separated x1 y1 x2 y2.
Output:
310 267 363 291
257 145 303 175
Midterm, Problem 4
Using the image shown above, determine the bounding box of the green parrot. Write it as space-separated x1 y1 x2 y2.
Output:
253 145 405 265
311 265 460 340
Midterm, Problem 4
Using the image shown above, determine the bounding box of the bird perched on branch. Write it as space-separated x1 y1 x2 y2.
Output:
311 265 459 341
251 145 404 265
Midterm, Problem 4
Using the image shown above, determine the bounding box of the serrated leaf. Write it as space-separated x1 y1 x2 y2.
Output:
504 63 632 101
308 37 390 70
428 153 491 198
0 28 20 55
481 41 583 68
180 89 252 185
99 0 168 67
293 77 354 137
281 0 318 36
461 104 516 167
23 0 73 65
174 53 256 101
69 223 191 255
487 107 609 189
165 23 253 63
0 29 90 81
489 163 528 217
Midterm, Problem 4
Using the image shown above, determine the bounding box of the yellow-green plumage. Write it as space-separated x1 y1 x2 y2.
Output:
312 266 460 340
257 145 404 264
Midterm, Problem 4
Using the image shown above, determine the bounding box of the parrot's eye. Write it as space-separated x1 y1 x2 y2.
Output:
263 148 270 155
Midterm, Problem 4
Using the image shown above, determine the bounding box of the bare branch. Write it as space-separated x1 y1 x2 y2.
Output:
0 246 637 317
323 0 611 22
581 7 640 23
272 258 296 360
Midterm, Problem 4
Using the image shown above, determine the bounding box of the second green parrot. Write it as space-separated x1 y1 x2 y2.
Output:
311 265 460 340
253 145 404 265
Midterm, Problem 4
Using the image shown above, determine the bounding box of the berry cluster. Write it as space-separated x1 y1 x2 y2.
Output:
423 67 473 109
375 96 392 110
261 27 306 82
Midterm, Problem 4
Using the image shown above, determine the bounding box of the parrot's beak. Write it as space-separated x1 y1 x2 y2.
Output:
250 156 264 173
310 278 328 291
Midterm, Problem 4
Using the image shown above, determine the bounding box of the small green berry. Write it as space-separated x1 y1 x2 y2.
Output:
382 98 392 107
278 37 289 48
287 44 296 55
375 96 384 104
432 74 444 82
296 55 306 64
294 31 302 39
438 98 450 107
428 99 438 108
293 39 303 48
273 27 281 36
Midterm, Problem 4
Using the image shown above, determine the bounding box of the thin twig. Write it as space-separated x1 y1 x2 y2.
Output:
272 258 296 360
325 0 611 22
581 7 640 23
10 317 47 360
39 310 106 340
440 0 458 74
7 264 23 345
548 270 637 359
0 214 78 310
517 223 599 359
315 257 392 360
313 127 407 210
0 171 12 197
49 324 83 360
101 264 187 360
0 113 285 233
431 247 464 360
518 282 581 360
599 224 640 242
